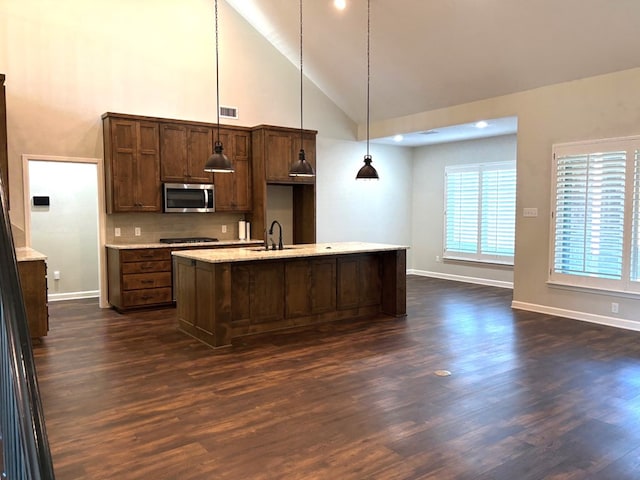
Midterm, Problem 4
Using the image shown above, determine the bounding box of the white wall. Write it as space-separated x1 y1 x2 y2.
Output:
28 160 99 299
316 138 413 248
411 135 517 286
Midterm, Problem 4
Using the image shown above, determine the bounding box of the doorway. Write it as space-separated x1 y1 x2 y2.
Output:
22 154 107 307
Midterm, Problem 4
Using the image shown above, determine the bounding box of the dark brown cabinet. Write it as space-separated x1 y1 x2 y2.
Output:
103 114 161 213
249 125 317 244
337 254 381 310
253 126 316 184
18 259 49 337
214 128 252 212
285 258 336 317
1 74 8 205
160 124 214 184
107 247 173 311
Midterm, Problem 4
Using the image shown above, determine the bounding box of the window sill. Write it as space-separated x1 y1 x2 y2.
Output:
546 280 640 300
443 256 514 269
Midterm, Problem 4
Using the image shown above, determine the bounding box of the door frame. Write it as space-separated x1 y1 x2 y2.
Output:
22 154 108 308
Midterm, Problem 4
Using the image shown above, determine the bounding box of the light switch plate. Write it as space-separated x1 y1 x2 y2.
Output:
523 207 538 217
134 227 141 236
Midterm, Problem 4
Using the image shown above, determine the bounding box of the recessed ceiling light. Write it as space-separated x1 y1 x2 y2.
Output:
393 134 403 142
475 120 488 129
334 0 346 10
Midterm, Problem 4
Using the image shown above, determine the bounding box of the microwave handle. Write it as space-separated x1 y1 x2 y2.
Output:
205 189 213 208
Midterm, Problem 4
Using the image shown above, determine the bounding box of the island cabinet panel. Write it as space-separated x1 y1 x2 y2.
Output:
103 114 161 213
285 258 336 318
248 262 285 324
214 129 252 212
337 254 381 310
175 258 196 329
160 124 214 184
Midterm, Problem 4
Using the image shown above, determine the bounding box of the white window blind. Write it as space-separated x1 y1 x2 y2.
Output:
550 136 640 294
444 161 516 264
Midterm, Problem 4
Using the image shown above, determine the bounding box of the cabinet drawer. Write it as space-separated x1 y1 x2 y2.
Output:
121 249 170 262
122 272 172 290
122 287 172 307
122 260 171 274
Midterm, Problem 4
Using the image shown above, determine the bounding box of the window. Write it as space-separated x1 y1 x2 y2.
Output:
444 161 516 264
550 136 640 294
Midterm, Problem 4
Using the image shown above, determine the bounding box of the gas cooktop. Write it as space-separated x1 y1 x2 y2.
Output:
159 237 219 244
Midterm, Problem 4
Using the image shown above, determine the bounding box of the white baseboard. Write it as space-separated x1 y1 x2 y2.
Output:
511 300 640 332
48 290 99 302
408 269 513 289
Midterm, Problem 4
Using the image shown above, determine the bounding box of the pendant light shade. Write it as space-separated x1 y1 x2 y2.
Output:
289 0 315 178
356 0 379 180
205 0 234 173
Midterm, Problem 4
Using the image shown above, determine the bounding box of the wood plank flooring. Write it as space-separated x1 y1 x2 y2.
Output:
32 276 640 479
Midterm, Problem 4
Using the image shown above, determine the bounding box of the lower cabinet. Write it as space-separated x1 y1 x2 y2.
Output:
107 248 173 311
17 259 49 337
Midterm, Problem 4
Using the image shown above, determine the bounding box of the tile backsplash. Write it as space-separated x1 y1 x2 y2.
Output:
105 212 246 244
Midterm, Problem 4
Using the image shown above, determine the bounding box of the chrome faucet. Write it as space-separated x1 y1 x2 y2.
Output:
268 220 283 250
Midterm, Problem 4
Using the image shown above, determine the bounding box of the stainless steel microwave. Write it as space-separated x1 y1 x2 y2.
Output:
163 183 215 213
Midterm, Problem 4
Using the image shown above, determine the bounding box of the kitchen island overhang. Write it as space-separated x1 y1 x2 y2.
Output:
172 242 408 348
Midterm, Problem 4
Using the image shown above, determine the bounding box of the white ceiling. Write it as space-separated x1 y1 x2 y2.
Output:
226 0 640 145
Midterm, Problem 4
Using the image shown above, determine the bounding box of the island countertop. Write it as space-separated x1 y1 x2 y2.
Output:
171 242 409 263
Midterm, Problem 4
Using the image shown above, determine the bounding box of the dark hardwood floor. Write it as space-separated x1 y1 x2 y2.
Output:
33 276 640 479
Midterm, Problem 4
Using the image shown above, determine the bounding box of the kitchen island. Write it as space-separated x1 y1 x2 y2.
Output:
172 242 407 348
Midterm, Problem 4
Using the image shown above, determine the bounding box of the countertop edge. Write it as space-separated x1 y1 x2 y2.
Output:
171 242 409 264
15 247 48 262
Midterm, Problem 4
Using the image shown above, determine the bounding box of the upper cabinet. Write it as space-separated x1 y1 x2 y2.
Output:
0 74 8 207
103 113 161 213
160 124 213 184
214 128 252 212
252 125 316 184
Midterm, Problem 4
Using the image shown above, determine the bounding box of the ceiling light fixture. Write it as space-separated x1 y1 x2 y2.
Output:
393 134 403 142
334 0 347 10
356 0 379 180
204 0 234 173
475 120 488 129
289 0 315 177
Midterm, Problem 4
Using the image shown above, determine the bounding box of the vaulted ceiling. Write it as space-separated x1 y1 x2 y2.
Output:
227 0 640 144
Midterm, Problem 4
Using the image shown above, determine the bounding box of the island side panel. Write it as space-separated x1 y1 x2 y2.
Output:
380 249 407 317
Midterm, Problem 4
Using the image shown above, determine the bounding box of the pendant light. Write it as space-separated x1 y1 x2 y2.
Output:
289 0 315 177
204 0 234 173
356 0 379 180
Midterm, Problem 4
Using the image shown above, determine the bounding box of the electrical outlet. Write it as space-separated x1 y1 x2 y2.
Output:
435 255 441 262
53 270 60 280
611 302 619 314
222 225 227 233
523 207 538 217
115 227 121 237
135 227 141 236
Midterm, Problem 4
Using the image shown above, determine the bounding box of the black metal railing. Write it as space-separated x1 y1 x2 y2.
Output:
0 173 55 478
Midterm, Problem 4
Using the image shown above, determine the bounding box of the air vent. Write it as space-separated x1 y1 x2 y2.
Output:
220 106 238 119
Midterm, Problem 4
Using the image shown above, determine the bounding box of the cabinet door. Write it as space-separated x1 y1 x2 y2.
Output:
110 120 138 211
311 258 336 314
135 122 161 211
160 124 188 182
265 130 295 182
187 127 214 183
214 129 251 212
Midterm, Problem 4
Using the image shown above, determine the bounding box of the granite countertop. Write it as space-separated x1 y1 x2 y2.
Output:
105 239 263 249
15 247 48 262
172 242 409 264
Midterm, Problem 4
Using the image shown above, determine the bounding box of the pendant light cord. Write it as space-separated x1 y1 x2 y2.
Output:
366 0 370 157
215 0 221 144
299 0 304 151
